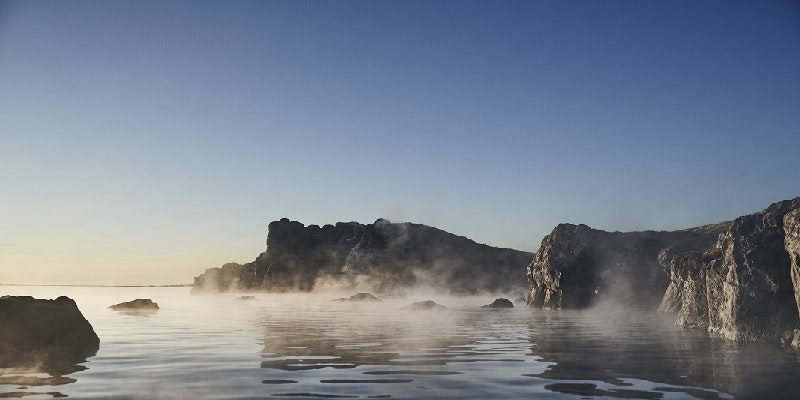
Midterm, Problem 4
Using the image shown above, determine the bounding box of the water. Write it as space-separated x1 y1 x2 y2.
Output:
2 286 799 399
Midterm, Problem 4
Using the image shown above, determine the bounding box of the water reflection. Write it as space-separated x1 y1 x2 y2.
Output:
258 301 800 399
526 309 800 399
258 300 541 399
0 360 89 398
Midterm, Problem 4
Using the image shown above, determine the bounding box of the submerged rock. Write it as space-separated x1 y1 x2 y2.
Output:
482 298 514 308
0 296 100 373
109 298 159 311
401 300 447 311
333 293 382 302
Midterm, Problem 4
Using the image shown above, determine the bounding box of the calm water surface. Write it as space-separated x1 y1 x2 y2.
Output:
1 286 799 399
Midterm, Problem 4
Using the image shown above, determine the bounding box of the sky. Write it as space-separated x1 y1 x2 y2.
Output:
1 0 799 285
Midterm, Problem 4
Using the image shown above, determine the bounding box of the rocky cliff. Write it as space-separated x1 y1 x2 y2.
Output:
193 218 532 295
527 197 800 346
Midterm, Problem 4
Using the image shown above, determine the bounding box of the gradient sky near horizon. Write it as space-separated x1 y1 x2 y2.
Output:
1 0 799 285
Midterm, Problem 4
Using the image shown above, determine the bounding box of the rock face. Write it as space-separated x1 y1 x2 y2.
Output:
528 223 727 310
527 197 800 346
0 296 100 371
109 298 159 311
193 218 532 295
786 209 800 321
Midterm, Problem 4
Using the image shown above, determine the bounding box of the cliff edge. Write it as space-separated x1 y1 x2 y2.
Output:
193 218 532 295
527 197 800 346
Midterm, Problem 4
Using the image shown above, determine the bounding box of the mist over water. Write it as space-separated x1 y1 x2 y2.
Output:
1 286 798 399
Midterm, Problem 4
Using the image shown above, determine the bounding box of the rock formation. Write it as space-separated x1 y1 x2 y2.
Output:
528 223 727 310
482 298 514 308
109 298 159 311
527 197 800 346
193 218 532 295
0 296 100 373
401 300 447 311
333 293 382 302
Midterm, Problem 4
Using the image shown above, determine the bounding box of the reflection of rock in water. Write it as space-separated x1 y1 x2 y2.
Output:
259 304 488 373
526 310 800 399
0 296 100 397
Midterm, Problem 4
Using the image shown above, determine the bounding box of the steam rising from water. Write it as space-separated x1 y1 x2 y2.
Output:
3 286 798 399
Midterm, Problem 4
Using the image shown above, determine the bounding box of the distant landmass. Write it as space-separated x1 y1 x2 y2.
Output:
193 218 532 295
528 197 800 347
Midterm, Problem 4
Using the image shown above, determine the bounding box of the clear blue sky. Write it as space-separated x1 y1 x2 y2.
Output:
1 0 798 285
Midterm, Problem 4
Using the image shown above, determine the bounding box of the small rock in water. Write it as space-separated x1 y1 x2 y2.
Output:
482 298 514 308
401 300 447 311
109 298 159 311
333 293 382 302
236 295 256 301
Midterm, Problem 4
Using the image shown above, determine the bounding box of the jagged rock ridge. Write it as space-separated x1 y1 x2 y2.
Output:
194 218 532 295
527 197 800 346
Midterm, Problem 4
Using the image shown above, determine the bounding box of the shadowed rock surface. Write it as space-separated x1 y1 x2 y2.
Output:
109 298 159 311
193 218 532 295
527 197 800 346
482 298 514 308
0 296 100 374
401 300 447 311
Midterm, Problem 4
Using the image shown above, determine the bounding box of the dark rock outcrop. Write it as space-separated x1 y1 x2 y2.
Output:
0 296 100 373
333 292 382 302
401 300 447 311
482 298 514 308
527 197 800 346
109 298 159 311
528 222 728 310
193 218 532 295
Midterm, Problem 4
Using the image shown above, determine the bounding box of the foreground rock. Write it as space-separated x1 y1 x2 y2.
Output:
0 296 100 373
193 218 532 295
527 197 800 346
334 293 382 302
402 300 447 311
109 298 159 311
482 298 514 308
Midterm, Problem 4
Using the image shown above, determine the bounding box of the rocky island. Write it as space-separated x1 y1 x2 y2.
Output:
193 218 532 295
527 197 800 346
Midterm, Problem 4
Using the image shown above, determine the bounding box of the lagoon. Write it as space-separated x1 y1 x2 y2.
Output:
1 286 797 399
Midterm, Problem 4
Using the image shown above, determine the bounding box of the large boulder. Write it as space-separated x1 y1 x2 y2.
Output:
0 296 100 373
193 218 532 295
